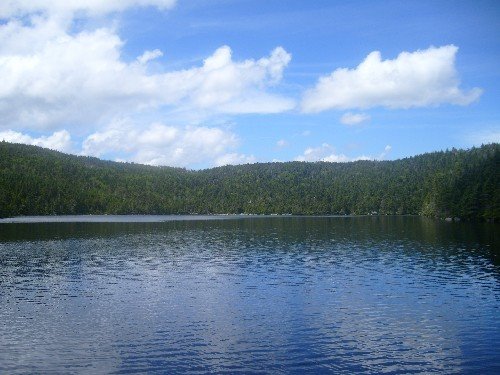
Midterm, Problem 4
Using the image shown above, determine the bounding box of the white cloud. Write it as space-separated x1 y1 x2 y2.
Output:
340 112 370 125
214 153 256 167
302 45 482 113
378 145 392 160
294 143 391 163
0 3 296 168
0 0 177 18
294 143 350 163
184 45 293 113
137 49 163 65
81 119 240 167
0 129 72 152
0 16 294 131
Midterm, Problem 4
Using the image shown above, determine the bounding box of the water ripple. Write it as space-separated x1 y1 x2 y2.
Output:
0 216 499 373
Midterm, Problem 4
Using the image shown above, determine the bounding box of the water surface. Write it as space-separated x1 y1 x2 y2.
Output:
0 216 499 373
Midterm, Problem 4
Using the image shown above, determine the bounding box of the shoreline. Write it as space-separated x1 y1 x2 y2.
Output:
0 213 493 224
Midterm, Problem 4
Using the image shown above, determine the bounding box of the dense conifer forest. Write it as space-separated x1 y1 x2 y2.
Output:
0 141 498 220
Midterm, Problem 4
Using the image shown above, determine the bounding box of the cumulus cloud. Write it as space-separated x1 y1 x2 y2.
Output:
0 129 72 152
1 119 256 168
0 1 296 168
214 153 256 167
302 45 482 113
0 17 293 131
340 112 370 125
295 143 350 163
81 119 240 167
295 143 391 163
175 45 293 113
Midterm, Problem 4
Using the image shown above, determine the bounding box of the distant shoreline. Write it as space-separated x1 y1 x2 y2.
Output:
0 213 390 224
0 214 488 224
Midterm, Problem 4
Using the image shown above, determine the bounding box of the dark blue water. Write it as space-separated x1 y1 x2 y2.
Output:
0 216 499 374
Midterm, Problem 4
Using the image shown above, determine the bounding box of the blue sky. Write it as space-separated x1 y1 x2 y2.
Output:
0 0 498 168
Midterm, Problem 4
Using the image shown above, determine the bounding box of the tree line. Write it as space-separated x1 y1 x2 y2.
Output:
0 141 498 220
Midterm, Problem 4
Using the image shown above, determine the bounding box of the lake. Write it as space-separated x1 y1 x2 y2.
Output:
0 216 498 374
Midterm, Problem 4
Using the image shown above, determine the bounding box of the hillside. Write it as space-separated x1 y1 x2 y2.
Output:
0 141 498 220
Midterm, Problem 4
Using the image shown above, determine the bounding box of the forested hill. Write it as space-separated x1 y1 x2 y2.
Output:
0 141 498 220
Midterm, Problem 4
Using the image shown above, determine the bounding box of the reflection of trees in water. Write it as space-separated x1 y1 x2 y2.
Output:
1 215 497 246
0 216 498 274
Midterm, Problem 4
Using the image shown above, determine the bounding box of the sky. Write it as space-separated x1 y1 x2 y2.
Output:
0 0 499 169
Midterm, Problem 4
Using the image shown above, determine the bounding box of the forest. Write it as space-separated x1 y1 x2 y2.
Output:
0 141 498 220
